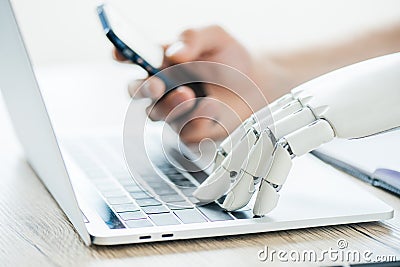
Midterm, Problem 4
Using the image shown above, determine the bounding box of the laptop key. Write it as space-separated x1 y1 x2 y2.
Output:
123 185 143 193
107 196 132 205
125 219 153 228
136 198 162 207
102 190 126 198
161 168 181 175
180 187 196 197
198 203 234 221
159 194 185 202
118 211 147 221
96 183 120 192
147 181 170 189
112 203 140 212
152 187 177 196
174 209 207 224
140 175 162 183
167 201 194 210
176 181 195 187
230 209 254 219
130 191 152 199
149 213 181 226
142 205 170 214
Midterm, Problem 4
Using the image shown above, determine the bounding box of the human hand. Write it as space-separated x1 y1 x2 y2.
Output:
114 25 269 143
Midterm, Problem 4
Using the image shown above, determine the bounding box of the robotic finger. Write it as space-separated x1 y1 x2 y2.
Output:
253 145 292 215
212 94 302 171
222 130 275 211
254 120 334 216
193 128 258 202
223 118 334 213
195 53 400 216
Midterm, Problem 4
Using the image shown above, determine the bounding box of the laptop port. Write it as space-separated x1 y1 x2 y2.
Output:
162 233 174 238
139 235 151 240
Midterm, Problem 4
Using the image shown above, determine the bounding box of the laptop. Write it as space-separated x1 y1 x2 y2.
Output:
0 0 393 246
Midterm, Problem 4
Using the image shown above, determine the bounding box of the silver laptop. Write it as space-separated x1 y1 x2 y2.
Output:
0 0 393 246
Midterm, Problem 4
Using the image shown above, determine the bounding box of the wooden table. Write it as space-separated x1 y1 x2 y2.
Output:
1 64 400 267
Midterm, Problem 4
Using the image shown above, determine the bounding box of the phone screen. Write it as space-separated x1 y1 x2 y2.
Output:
98 4 207 105
101 5 164 68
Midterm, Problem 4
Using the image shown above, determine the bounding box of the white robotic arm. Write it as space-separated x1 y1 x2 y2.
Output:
193 53 400 216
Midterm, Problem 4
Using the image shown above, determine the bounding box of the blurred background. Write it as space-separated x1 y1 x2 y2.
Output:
6 0 400 133
12 0 400 66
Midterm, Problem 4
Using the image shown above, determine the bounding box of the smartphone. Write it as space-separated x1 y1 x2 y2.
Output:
97 4 206 101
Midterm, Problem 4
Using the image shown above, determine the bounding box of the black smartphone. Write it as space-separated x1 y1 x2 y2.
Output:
97 4 206 101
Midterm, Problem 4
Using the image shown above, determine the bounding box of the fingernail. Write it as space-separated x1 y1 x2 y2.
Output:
170 87 186 106
165 41 185 57
141 82 152 98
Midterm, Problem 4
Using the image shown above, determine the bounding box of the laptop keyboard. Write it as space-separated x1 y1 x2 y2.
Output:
64 137 254 229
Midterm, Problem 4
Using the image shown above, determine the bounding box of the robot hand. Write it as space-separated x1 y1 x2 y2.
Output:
193 53 400 216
